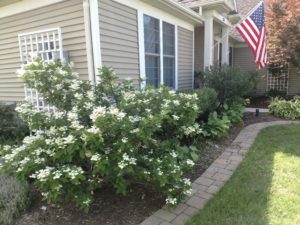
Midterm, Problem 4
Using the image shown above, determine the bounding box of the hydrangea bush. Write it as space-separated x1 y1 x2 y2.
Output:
0 59 202 211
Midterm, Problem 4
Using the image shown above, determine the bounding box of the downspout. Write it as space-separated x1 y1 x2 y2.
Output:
83 0 96 84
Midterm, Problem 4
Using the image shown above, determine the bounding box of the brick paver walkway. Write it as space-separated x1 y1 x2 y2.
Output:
140 121 300 225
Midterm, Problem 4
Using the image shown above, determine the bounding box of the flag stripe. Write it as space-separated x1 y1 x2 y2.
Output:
236 25 257 53
247 18 260 36
236 2 267 69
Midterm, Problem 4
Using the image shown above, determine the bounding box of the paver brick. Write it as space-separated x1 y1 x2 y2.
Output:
212 172 231 182
184 206 199 216
140 216 164 225
164 203 188 215
153 209 176 222
195 190 213 200
194 177 215 186
186 196 207 209
192 183 208 192
206 185 220 194
172 214 191 225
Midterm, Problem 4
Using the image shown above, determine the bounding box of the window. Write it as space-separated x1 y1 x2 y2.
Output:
144 15 160 87
143 15 176 88
163 22 175 88
18 28 64 111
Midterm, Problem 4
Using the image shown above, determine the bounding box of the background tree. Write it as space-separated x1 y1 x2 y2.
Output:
267 0 300 68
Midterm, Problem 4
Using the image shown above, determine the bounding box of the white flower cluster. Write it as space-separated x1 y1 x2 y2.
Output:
91 106 126 122
90 153 101 162
166 197 177 205
2 145 26 163
30 167 54 182
182 123 202 136
118 153 137 169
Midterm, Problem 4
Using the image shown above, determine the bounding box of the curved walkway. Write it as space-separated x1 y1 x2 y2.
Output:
140 121 300 225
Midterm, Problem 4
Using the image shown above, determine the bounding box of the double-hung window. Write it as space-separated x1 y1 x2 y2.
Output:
143 15 176 89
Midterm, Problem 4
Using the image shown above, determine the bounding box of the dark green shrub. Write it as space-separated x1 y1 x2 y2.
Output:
0 104 29 145
203 65 257 104
203 112 231 140
0 176 30 225
269 97 300 119
193 88 218 117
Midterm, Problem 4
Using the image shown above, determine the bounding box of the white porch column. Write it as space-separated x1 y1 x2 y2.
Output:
204 16 214 69
222 26 229 64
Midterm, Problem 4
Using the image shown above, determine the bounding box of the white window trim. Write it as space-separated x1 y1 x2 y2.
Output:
138 11 179 90
89 0 102 80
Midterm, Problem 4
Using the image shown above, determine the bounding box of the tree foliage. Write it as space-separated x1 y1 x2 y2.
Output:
267 0 300 68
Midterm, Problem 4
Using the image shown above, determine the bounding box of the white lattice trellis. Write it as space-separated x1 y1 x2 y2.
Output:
267 67 289 94
18 28 64 111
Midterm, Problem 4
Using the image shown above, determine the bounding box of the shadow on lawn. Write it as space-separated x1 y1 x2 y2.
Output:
187 124 300 225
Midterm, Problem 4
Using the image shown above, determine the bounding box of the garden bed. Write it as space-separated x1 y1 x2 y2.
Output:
15 112 281 225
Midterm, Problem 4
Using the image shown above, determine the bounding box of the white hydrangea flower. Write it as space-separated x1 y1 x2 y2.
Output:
64 135 75 144
170 151 177 158
172 115 180 120
91 153 101 161
130 128 140 134
166 197 177 205
90 106 106 122
173 100 180 106
87 126 100 134
186 159 195 167
121 138 128 143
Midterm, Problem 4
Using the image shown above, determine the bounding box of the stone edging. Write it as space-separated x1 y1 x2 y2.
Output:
140 121 300 225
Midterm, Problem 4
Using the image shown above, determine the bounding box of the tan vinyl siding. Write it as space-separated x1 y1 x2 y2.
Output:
194 26 204 71
0 0 88 102
233 47 267 95
178 26 194 89
288 66 300 96
99 0 140 85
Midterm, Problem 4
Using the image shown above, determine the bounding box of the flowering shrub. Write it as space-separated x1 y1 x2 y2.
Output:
269 97 300 119
0 59 201 211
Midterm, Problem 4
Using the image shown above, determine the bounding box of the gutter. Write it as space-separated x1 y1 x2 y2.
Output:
155 0 205 24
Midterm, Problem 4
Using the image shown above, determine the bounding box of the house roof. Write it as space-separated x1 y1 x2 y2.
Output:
143 0 205 25
236 0 262 16
230 0 263 43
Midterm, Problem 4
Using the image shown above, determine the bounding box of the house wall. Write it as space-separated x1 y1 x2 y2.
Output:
98 0 195 89
233 47 267 96
178 26 194 89
98 0 140 85
194 26 204 71
0 0 88 102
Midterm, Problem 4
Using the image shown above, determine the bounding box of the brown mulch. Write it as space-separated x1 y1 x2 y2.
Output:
248 96 270 108
15 113 280 225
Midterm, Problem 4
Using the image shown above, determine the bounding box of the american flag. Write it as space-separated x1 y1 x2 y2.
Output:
236 2 267 69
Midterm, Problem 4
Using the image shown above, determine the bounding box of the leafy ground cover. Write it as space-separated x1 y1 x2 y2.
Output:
187 124 300 225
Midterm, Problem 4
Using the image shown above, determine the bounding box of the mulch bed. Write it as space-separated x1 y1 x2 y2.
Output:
16 113 280 225
248 96 270 108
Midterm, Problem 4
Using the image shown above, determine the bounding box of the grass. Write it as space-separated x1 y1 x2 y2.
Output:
186 124 300 225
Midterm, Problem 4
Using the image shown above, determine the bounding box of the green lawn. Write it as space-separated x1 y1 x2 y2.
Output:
186 124 300 225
